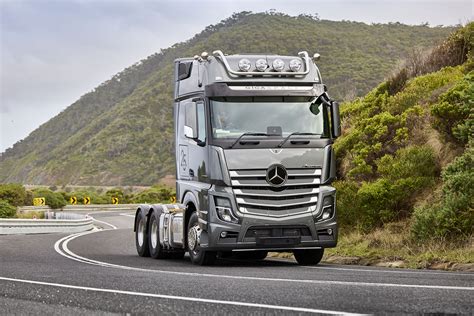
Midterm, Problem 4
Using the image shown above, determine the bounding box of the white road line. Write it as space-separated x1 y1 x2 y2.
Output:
54 232 102 266
55 231 474 292
0 276 363 315
90 217 118 230
300 265 474 277
119 213 135 218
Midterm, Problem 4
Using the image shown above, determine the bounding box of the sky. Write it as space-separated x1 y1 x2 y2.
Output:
0 0 472 152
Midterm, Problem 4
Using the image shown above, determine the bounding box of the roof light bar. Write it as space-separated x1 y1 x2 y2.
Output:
212 50 311 76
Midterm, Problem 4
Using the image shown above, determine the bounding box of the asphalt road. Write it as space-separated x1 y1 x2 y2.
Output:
1 211 473 315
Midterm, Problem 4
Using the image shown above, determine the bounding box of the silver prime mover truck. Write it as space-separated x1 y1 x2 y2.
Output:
134 50 341 265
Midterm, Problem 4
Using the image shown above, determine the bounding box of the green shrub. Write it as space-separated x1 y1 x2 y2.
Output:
431 72 474 144
336 66 462 180
336 146 437 231
0 183 27 206
334 180 360 228
32 188 67 209
65 190 108 204
411 146 474 241
131 185 174 204
105 188 128 203
0 199 16 218
376 145 438 180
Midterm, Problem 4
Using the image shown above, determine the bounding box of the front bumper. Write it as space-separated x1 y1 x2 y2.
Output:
199 185 338 251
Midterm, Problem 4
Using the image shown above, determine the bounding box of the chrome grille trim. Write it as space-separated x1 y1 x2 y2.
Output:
236 196 318 208
230 168 321 217
231 178 320 187
229 169 322 178
234 188 319 198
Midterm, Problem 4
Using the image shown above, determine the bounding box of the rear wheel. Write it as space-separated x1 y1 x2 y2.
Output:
293 248 324 265
148 209 169 259
135 212 150 257
187 212 216 265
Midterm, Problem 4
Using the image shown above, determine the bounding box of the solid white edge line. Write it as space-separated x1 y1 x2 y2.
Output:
56 231 474 292
0 276 363 315
90 217 118 230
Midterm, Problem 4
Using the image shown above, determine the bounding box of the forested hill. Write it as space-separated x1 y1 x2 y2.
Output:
0 12 456 185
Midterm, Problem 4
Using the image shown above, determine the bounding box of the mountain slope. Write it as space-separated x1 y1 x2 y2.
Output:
0 12 456 185
334 22 473 239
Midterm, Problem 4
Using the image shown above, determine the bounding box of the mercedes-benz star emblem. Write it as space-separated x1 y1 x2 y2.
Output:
266 164 288 187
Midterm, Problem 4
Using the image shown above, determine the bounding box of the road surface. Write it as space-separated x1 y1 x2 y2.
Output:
0 211 472 315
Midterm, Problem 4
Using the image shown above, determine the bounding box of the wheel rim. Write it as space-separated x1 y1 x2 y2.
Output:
187 224 201 255
137 218 145 247
151 220 158 249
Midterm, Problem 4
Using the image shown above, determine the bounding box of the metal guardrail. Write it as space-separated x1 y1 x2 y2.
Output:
19 204 140 212
0 216 93 235
1 205 139 235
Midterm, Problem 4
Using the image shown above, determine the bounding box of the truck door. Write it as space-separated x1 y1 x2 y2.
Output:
177 100 209 184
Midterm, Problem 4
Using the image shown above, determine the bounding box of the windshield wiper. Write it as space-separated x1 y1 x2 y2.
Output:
229 132 271 149
277 132 321 148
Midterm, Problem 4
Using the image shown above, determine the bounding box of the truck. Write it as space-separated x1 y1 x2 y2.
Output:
134 50 341 265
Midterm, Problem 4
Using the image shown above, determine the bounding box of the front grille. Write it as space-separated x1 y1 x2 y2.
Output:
230 168 321 217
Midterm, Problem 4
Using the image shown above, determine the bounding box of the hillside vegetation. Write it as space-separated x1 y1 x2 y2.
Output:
0 12 454 185
328 23 473 267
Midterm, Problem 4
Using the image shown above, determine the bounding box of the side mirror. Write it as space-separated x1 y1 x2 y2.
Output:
331 101 341 138
184 102 197 139
184 125 196 138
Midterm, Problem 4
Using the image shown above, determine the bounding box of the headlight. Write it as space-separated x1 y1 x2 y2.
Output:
255 59 268 72
272 59 285 72
238 58 251 72
289 59 302 72
215 197 238 223
320 196 335 221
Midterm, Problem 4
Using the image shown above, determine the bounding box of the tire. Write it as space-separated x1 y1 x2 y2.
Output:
234 251 268 260
135 211 150 257
293 248 324 265
187 212 216 265
148 209 169 259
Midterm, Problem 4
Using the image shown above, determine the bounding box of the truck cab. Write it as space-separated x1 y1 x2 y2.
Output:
135 50 340 265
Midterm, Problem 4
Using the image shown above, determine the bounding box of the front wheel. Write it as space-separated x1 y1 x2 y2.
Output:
293 248 324 265
187 212 216 265
135 211 150 257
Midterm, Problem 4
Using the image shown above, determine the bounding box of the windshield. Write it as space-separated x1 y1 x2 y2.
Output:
210 97 329 139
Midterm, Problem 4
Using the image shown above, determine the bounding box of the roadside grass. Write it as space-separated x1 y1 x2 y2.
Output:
326 221 474 270
270 220 474 271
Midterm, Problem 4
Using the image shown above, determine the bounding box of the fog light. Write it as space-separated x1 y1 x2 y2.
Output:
238 58 251 72
327 228 333 235
220 231 228 238
272 58 285 72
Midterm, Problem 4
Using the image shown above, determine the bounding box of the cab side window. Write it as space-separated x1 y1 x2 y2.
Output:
196 102 206 143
